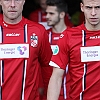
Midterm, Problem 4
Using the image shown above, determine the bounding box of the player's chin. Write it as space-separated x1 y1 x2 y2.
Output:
47 22 52 26
48 24 53 26
90 21 99 26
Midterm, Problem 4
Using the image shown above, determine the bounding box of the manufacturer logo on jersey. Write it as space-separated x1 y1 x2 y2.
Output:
17 46 27 55
6 33 20 36
59 34 64 38
90 36 100 39
51 45 59 55
31 33 38 47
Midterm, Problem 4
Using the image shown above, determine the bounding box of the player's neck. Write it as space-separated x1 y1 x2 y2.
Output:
85 21 100 31
52 22 67 33
3 14 22 24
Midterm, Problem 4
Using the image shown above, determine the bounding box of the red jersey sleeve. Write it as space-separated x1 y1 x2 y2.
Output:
38 29 52 67
50 32 69 70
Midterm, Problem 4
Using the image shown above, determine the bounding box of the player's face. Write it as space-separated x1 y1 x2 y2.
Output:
81 0 100 29
0 0 25 24
46 6 60 26
40 0 47 12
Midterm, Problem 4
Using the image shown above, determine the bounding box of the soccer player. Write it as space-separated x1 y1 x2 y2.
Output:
47 0 100 99
28 0 73 28
0 0 52 100
29 0 47 22
41 0 71 99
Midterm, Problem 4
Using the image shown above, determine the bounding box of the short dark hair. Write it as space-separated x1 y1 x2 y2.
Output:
46 0 68 13
81 0 83 3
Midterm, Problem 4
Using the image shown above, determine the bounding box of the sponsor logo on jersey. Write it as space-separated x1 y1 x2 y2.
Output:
90 36 100 39
51 45 59 55
0 44 29 58
17 46 27 55
6 33 20 36
53 37 59 40
31 33 38 47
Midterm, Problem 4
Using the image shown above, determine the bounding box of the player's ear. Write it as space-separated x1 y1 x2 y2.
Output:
60 11 65 19
80 3 84 12
23 0 25 5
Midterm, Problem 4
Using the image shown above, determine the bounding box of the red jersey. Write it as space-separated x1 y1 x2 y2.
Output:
49 24 100 100
42 28 70 100
0 17 52 100
28 9 47 22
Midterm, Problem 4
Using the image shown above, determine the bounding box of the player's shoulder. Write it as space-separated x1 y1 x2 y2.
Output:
65 24 85 36
25 18 46 31
0 14 3 24
46 28 52 34
0 14 3 18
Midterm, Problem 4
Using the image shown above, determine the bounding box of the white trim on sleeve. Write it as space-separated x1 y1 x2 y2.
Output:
49 61 60 68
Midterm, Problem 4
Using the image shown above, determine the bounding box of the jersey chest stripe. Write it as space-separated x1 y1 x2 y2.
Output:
0 60 4 100
49 31 52 44
0 26 3 86
0 26 3 43
24 24 28 43
0 26 4 100
63 65 68 100
21 24 28 100
80 30 87 100
21 60 27 100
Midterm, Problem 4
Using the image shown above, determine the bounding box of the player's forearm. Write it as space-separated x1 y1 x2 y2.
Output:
47 73 62 100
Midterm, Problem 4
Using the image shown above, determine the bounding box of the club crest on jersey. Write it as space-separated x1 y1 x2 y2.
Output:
31 33 38 47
